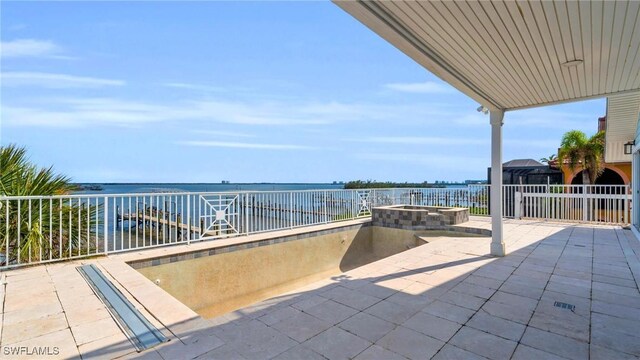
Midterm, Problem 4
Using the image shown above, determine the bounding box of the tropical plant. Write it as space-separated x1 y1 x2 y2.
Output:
1 145 76 196
0 144 98 266
557 130 605 184
539 154 557 164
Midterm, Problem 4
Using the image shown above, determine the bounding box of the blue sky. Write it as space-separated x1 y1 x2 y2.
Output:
1 1 604 183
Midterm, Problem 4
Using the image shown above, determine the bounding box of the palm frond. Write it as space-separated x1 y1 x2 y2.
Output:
0 144 99 266
557 130 605 184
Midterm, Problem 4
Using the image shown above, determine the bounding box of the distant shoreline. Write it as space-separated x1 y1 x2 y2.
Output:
73 182 339 185
73 182 478 187
72 182 480 189
70 182 480 195
71 183 347 195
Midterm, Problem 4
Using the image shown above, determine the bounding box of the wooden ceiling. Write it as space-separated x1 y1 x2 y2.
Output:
335 1 640 111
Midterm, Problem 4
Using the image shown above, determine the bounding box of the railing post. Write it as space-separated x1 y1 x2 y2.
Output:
514 192 522 219
625 185 630 225
371 189 375 208
546 180 550 220
289 192 293 229
464 186 469 210
583 185 588 222
323 191 328 223
352 190 356 219
186 195 191 245
103 196 109 254
245 193 250 234
485 185 489 215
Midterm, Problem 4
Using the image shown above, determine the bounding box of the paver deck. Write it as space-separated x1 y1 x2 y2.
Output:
2 218 640 359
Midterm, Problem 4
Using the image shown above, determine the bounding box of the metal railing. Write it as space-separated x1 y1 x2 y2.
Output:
512 184 631 224
0 184 629 269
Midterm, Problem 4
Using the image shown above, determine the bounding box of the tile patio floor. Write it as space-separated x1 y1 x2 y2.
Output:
2 218 640 359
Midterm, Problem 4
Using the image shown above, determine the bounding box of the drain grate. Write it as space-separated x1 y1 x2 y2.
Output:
554 301 576 312
77 264 168 351
573 244 586 248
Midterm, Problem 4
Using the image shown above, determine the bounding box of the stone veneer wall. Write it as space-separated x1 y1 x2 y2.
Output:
372 205 469 231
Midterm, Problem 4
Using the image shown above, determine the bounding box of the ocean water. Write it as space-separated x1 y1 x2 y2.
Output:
66 183 479 249
75 183 345 195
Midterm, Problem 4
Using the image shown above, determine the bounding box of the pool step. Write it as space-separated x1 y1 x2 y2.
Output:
77 264 168 352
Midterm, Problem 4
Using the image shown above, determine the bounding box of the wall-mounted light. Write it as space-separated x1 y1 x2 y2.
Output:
624 140 635 155
476 105 489 115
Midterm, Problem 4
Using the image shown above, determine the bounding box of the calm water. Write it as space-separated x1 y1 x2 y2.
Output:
67 183 478 250
74 183 345 195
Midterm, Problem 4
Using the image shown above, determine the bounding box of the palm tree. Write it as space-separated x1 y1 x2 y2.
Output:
1 145 76 196
539 154 557 164
557 130 605 184
0 144 97 266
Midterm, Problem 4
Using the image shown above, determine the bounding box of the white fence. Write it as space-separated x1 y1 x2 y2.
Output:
0 184 629 269
511 184 631 224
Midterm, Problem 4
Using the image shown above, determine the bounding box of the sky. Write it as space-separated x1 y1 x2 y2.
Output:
0 1 605 183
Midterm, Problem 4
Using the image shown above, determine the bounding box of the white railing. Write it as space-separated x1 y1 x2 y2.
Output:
512 184 631 224
0 184 629 269
0 187 489 269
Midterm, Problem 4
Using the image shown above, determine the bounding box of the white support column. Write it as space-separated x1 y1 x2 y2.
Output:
633 146 639 232
490 109 506 256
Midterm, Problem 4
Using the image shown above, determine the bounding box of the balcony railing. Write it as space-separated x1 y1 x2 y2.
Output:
0 184 629 269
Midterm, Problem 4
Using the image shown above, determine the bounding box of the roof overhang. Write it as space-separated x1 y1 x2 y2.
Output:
604 93 640 163
334 1 640 111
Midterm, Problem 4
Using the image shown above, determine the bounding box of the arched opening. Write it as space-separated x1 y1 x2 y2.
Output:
570 168 625 185
570 169 627 219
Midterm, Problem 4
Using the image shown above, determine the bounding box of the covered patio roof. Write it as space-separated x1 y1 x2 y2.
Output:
334 0 640 111
334 0 640 256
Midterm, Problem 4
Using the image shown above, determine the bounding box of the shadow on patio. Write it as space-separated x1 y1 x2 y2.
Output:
118 222 640 359
3 221 640 360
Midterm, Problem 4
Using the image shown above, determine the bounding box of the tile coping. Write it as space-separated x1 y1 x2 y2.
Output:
112 219 372 265
123 218 492 270
126 220 371 270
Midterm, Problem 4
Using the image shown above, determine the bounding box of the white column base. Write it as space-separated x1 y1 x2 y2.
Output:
490 241 506 257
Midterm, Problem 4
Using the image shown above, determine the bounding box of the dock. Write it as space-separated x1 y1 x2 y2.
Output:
116 199 360 239
117 207 202 235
